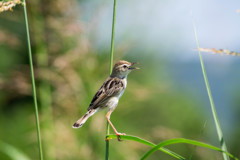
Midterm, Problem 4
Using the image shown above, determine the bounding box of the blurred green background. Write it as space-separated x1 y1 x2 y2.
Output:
0 0 240 159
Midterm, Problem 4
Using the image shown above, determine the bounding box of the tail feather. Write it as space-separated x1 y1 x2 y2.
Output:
72 109 96 128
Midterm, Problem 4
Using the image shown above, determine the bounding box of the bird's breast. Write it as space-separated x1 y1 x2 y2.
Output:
106 97 119 110
118 78 127 98
106 78 127 110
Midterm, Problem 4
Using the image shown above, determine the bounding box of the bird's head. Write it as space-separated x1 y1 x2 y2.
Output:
111 60 139 78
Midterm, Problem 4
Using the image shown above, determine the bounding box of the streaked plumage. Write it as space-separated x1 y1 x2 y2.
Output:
72 60 139 141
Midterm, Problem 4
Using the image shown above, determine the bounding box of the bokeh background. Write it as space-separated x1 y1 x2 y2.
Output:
0 0 240 159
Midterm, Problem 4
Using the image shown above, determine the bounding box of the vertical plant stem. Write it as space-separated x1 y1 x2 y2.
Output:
192 21 230 160
23 0 43 160
105 0 117 159
109 0 117 76
33 1 54 158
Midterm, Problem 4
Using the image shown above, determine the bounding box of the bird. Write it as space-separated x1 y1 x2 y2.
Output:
72 60 139 141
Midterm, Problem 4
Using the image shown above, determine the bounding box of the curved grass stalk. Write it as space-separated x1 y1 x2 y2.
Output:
106 135 185 160
23 0 43 159
192 20 230 160
105 0 117 160
141 138 238 160
0 141 30 160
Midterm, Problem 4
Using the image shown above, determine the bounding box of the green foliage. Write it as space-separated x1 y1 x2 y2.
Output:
141 138 237 160
193 20 230 160
0 141 30 160
23 0 43 159
106 135 238 160
106 134 185 160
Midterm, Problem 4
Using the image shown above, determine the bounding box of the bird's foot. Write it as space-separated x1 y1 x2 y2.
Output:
116 132 126 141
105 132 126 141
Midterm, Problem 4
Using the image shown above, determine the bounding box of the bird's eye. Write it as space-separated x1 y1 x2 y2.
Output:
123 65 127 68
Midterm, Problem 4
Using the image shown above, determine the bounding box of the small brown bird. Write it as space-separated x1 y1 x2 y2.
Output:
72 60 139 141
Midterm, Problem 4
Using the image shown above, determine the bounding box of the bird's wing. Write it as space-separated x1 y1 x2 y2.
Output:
88 77 124 110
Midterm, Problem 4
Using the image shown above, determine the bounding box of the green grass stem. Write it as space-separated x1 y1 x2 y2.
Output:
192 20 230 160
109 0 117 76
106 135 185 160
105 0 117 160
141 138 238 160
23 1 43 159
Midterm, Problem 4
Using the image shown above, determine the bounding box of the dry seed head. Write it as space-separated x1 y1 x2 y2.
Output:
198 48 240 56
0 0 23 13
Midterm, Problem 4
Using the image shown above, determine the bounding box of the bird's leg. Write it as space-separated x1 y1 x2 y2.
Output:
106 110 126 141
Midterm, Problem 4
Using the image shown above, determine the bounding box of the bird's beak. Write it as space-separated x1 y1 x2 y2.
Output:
129 62 140 70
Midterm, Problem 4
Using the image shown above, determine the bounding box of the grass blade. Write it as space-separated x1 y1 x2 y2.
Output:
141 138 238 160
192 20 230 160
105 0 117 160
106 134 185 160
23 0 43 159
0 141 31 160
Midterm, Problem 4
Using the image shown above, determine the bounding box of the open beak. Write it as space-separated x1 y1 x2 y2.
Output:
129 62 140 70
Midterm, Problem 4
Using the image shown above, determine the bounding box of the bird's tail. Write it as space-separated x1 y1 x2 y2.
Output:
72 109 97 128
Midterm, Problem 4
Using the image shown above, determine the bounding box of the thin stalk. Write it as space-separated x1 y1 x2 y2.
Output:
23 0 43 160
109 0 117 75
105 0 117 159
192 21 229 160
